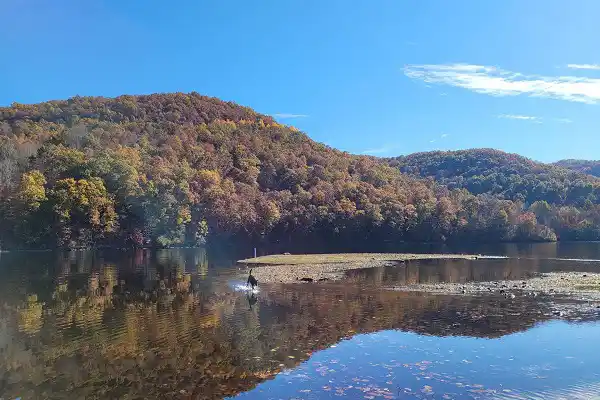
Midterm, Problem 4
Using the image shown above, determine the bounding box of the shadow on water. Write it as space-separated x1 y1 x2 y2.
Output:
0 245 599 399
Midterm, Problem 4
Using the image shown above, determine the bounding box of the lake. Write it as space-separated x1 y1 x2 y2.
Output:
1 243 600 399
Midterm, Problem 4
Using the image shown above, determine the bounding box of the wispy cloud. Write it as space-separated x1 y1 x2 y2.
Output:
273 113 309 119
429 133 449 144
360 146 394 156
498 114 542 123
498 114 537 120
567 64 600 71
404 63 600 104
555 118 573 123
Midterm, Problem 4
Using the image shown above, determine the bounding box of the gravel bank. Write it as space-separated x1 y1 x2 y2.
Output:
393 271 600 302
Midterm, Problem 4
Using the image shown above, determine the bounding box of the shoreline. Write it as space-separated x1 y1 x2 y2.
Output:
393 271 600 301
237 253 482 283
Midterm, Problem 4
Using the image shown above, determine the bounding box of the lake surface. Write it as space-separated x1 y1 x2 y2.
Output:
1 243 600 399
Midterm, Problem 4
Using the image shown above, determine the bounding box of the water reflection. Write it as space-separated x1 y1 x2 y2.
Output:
233 322 600 400
0 247 599 399
345 257 600 287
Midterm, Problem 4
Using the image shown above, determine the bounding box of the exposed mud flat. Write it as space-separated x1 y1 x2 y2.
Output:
392 272 600 299
393 271 600 320
238 253 481 284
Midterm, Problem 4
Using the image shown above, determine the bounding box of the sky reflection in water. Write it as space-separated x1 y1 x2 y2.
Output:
234 321 600 399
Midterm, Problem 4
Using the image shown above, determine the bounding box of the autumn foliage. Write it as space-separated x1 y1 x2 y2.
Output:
0 93 598 249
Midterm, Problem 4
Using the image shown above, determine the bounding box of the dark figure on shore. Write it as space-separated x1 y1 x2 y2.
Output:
247 269 258 290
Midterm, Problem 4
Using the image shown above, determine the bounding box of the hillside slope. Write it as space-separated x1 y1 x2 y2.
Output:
390 149 600 206
0 94 599 249
554 159 600 178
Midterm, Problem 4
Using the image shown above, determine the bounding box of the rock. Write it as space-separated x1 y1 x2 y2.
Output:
283 252 291 255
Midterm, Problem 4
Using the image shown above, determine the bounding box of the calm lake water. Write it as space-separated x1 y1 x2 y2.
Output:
1 243 600 399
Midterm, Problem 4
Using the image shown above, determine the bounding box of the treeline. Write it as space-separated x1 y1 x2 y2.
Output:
0 93 598 249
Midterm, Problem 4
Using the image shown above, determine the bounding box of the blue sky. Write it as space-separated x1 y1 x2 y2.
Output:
1 0 599 162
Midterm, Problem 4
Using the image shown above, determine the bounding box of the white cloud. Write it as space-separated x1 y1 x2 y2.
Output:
441 133 449 138
429 140 436 143
273 113 308 119
567 64 600 70
498 114 536 120
404 63 600 104
555 118 573 123
361 146 393 155
498 114 542 123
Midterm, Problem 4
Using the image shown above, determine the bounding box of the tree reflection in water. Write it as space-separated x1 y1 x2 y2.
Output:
0 248 597 399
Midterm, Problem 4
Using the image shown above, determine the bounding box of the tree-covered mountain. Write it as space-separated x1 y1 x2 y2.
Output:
554 159 600 178
0 93 598 249
389 149 600 206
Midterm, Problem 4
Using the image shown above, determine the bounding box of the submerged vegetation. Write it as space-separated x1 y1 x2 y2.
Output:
0 93 599 249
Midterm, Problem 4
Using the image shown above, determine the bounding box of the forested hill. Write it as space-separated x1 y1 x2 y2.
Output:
0 93 599 250
554 159 600 178
389 149 600 206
